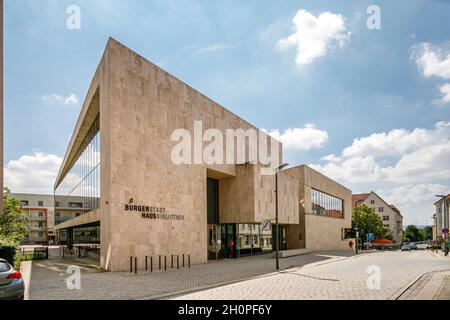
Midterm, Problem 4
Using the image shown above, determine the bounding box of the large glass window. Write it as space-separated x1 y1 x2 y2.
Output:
311 188 344 218
55 115 100 219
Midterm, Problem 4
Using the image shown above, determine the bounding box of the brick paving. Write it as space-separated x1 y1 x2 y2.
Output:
25 250 450 300
172 251 450 300
26 251 351 300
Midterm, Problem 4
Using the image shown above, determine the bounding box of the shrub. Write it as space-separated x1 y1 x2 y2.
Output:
0 246 17 266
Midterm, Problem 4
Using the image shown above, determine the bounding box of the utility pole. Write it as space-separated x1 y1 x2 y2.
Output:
275 163 289 270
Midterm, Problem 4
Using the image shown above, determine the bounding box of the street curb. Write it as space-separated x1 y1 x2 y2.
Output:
21 261 32 300
388 271 429 300
389 268 450 300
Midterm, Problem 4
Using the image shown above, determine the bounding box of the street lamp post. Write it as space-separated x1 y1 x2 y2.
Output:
355 227 359 255
275 163 289 270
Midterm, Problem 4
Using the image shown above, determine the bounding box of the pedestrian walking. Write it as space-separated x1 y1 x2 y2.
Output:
348 240 354 251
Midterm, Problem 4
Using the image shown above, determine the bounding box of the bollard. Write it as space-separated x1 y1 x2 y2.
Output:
188 254 191 268
164 256 167 271
135 257 137 274
183 254 185 268
151 257 153 273
145 256 148 271
177 255 179 269
130 256 133 273
171 254 174 269
159 255 161 270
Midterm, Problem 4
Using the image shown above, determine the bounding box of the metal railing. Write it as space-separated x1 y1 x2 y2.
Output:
129 254 191 273
29 226 46 232
62 245 101 264
17 247 49 260
55 216 72 222
23 237 47 242
28 216 46 221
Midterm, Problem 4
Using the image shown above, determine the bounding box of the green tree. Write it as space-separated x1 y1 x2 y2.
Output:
403 225 428 242
419 226 433 241
0 188 29 246
352 205 391 241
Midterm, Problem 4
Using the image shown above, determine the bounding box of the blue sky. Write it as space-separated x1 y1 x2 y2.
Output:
4 0 450 225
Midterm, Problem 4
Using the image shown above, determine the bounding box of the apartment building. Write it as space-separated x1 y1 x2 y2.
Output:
352 192 403 243
11 193 54 244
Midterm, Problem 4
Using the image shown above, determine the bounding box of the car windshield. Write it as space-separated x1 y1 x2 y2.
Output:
0 262 11 272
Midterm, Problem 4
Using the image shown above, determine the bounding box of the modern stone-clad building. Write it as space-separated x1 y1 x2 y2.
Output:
284 165 352 251
54 38 352 271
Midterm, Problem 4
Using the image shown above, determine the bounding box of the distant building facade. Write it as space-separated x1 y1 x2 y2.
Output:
352 192 403 243
11 193 55 244
434 194 449 242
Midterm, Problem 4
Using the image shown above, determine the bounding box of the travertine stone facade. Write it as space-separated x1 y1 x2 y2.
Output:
55 38 353 271
284 165 352 251
55 38 294 271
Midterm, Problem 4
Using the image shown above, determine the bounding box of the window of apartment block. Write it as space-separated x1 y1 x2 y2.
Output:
38 201 44 207
69 202 83 208
55 201 61 207
38 212 44 217
38 232 44 237
378 207 384 212
20 200 29 206
370 200 375 204
383 224 389 228
38 222 43 228
382 215 390 221
76 212 81 217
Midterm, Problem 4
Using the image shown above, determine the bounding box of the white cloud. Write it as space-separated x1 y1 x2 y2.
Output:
320 154 342 162
342 122 450 158
412 42 450 80
276 9 350 65
269 124 328 150
312 121 450 184
433 83 450 106
377 184 448 225
4 153 62 194
310 122 450 225
412 42 450 107
41 94 79 106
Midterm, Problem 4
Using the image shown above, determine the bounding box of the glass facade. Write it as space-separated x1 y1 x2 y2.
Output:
237 224 273 256
311 188 344 218
55 115 100 217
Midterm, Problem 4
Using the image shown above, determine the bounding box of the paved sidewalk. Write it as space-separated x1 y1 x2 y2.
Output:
398 270 450 300
25 251 355 300
173 251 450 300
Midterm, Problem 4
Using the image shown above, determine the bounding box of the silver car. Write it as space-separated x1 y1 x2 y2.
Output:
0 258 25 300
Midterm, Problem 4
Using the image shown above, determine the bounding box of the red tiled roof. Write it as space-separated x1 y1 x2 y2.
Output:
352 193 369 208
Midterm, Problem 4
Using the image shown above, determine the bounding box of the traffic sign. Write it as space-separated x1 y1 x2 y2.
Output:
443 228 449 234
261 219 272 232
367 233 375 241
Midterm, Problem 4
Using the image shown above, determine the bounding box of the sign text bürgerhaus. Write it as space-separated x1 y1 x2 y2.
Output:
124 199 184 221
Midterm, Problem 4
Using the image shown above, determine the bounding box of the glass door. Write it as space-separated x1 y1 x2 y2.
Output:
207 225 220 260
220 224 237 259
